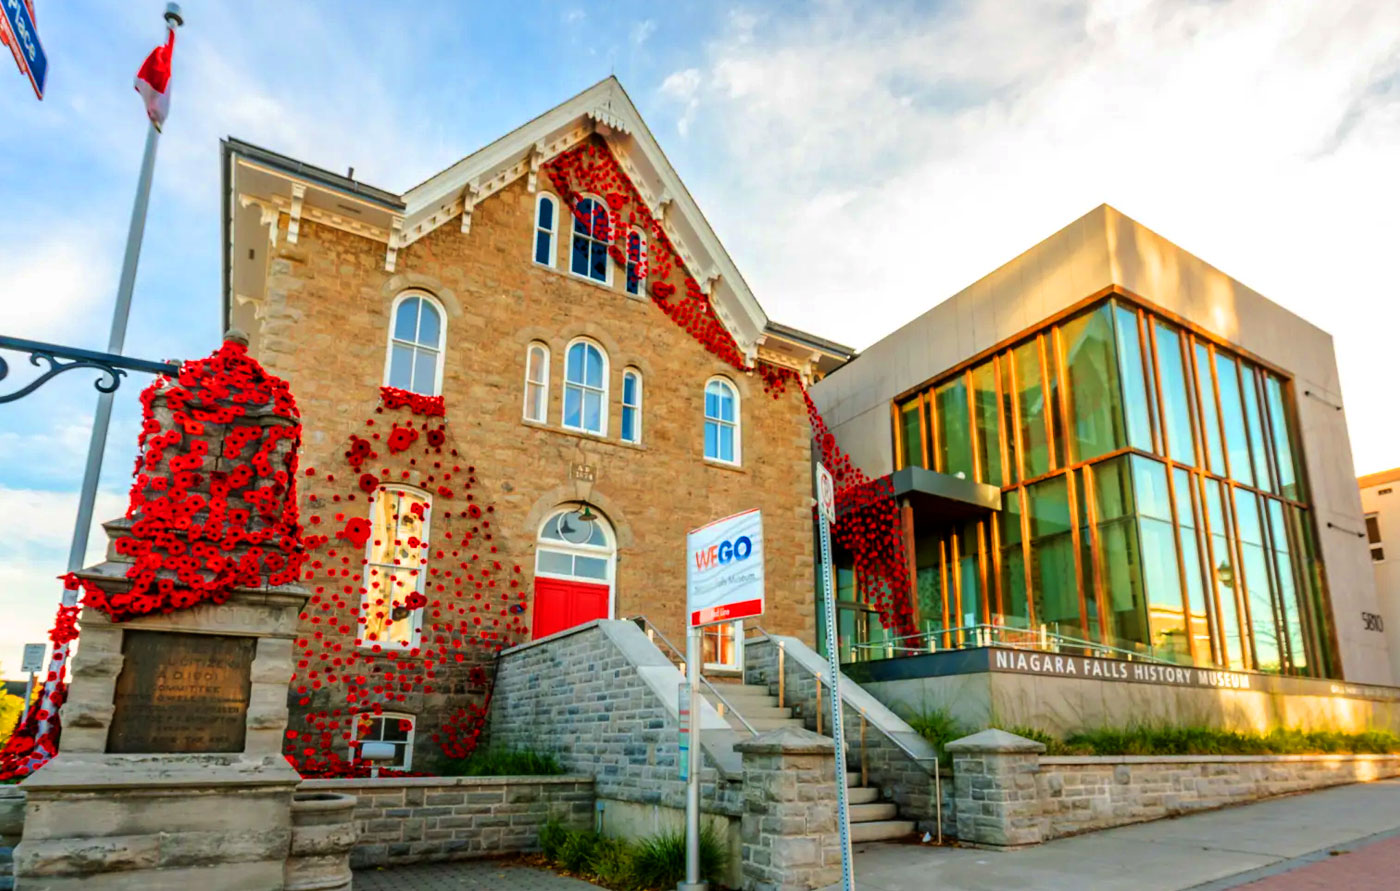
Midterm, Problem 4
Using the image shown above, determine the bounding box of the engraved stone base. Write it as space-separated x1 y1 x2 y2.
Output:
14 753 302 890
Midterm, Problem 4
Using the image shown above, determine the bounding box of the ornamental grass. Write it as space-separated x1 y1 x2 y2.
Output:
534 820 728 891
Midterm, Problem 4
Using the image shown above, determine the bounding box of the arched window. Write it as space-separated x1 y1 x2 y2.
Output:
534 193 557 266
621 368 642 443
625 229 646 296
360 486 431 650
570 196 610 283
704 377 740 464
533 505 615 639
563 339 608 435
354 712 416 769
385 293 445 396
523 342 550 422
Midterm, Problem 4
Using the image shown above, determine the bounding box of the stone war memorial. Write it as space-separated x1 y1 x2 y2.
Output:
3 333 356 890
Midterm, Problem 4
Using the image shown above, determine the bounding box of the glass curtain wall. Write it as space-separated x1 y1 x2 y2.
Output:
891 297 1332 676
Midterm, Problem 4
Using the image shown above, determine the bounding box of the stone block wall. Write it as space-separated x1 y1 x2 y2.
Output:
736 728 841 891
746 636 953 838
488 620 745 816
948 728 1400 847
299 776 594 868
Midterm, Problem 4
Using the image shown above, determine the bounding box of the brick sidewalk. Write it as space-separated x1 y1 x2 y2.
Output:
355 860 599 890
1231 834 1400 890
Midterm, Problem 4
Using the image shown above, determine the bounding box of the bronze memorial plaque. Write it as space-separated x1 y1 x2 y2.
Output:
107 630 256 754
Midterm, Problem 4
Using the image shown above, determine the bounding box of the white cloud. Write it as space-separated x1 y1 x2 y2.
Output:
0 230 116 343
632 19 657 45
659 0 1400 474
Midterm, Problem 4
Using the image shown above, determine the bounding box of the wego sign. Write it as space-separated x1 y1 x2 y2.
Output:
686 508 764 627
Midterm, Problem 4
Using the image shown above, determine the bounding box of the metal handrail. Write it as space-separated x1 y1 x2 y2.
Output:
628 616 759 737
746 622 945 844
849 622 1185 666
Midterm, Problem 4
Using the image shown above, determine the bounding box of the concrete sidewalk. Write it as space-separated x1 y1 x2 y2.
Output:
825 778 1400 890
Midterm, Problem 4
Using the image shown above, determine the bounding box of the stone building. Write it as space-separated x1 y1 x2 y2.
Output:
220 78 850 769
1360 467 1400 682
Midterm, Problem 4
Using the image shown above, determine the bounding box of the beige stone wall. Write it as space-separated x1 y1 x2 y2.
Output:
298 775 594 868
1360 474 1400 684
247 170 817 680
812 204 1390 683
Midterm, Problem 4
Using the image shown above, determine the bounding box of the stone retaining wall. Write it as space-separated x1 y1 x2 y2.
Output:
489 620 746 815
299 776 593 868
947 728 1400 848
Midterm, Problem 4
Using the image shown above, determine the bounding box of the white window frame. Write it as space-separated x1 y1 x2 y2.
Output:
534 506 617 619
562 338 609 436
621 368 642 444
383 291 447 396
353 711 416 770
625 227 646 296
702 620 745 671
569 195 612 285
534 192 558 267
523 342 551 423
359 485 432 652
704 376 741 465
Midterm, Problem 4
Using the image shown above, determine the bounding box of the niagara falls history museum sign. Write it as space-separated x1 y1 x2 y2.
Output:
686 508 764 627
990 649 1258 690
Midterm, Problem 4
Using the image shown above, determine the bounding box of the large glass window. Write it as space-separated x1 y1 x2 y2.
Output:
935 376 972 478
1215 354 1254 487
1027 476 1080 638
570 197 610 283
523 342 549 422
884 297 1329 676
1114 305 1154 452
1061 303 1126 462
621 369 642 443
625 229 646 296
354 712 415 769
534 193 557 266
1013 340 1050 478
1133 456 1189 664
971 362 1002 485
704 378 740 464
1154 323 1197 466
898 398 925 469
563 340 608 435
385 293 445 396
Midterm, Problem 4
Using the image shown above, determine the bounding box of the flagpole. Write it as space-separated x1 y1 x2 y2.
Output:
27 2 183 766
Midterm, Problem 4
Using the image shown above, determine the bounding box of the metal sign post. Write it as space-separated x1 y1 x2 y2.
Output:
18 642 45 725
679 627 705 891
817 463 856 891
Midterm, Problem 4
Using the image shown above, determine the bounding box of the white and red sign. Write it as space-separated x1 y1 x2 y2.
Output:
686 508 764 627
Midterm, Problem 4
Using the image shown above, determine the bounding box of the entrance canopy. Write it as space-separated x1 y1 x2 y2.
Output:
889 466 1001 521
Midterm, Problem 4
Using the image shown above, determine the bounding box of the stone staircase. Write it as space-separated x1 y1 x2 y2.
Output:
703 683 915 843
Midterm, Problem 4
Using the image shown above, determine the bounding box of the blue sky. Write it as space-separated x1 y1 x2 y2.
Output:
2 0 1398 673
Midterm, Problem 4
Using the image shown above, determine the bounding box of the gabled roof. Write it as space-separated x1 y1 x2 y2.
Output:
224 77 833 367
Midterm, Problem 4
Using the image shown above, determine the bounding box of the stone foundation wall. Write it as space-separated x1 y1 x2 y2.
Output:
488 620 746 816
947 728 1400 847
299 776 594 868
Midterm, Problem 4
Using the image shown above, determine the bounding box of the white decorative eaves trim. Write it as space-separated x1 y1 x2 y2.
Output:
460 180 482 234
385 216 404 273
239 194 281 247
587 106 631 134
263 194 390 244
287 183 306 244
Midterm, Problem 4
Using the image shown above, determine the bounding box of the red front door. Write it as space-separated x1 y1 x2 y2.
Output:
531 577 610 639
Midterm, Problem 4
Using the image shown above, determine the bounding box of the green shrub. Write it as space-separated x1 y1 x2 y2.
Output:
908 708 967 766
538 819 568 862
630 825 728 890
558 829 602 874
441 747 564 777
587 836 636 889
1054 724 1400 757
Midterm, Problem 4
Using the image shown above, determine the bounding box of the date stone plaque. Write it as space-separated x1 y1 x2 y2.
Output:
107 630 256 754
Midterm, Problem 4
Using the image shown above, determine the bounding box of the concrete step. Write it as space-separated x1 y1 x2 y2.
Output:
845 771 860 787
848 802 898 823
745 717 807 731
703 683 774 700
849 820 916 843
712 704 792 721
846 786 879 805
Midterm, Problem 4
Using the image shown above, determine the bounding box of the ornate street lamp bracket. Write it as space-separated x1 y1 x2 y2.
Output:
0 335 182 405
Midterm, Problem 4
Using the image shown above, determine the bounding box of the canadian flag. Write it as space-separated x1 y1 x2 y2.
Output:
134 27 175 130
